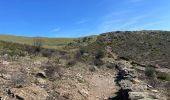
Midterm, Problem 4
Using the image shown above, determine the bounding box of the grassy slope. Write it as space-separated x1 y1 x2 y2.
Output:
0 35 76 49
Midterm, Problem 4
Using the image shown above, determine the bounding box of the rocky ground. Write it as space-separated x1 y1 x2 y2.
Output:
0 53 118 100
0 46 169 100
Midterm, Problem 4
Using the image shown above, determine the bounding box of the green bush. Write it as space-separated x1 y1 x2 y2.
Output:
145 67 156 78
157 74 170 81
95 50 104 59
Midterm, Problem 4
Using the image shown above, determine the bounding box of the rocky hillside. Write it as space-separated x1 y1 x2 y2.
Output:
0 30 170 100
85 30 170 68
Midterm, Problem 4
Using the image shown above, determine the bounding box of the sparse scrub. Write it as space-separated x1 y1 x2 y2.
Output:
33 37 43 52
106 63 116 69
95 50 104 59
43 61 62 81
67 60 76 67
0 41 26 57
41 49 54 57
94 59 104 66
145 66 156 78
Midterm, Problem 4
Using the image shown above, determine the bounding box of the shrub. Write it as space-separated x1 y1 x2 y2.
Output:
95 50 104 59
43 61 62 81
106 62 116 69
79 48 86 55
33 37 43 52
94 59 104 66
157 73 170 81
67 60 76 67
145 67 156 78
41 49 54 57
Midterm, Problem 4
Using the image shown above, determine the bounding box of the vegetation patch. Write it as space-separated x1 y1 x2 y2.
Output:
157 73 170 82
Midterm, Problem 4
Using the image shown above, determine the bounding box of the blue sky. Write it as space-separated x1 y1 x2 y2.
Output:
0 0 170 37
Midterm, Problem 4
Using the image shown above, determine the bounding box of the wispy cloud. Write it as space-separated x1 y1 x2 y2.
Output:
50 27 61 32
105 10 133 19
75 19 88 24
98 11 148 33
129 21 166 30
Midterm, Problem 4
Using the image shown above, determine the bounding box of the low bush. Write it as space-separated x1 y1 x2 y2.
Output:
157 73 170 81
94 59 104 66
67 60 76 67
33 37 43 52
95 50 104 59
43 61 62 81
41 49 54 57
145 66 156 78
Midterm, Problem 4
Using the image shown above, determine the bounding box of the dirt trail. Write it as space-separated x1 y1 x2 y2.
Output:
86 73 116 100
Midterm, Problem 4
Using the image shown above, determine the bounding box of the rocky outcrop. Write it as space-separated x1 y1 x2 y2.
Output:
115 60 167 100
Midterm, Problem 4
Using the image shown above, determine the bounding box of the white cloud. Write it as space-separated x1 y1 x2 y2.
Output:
50 27 61 32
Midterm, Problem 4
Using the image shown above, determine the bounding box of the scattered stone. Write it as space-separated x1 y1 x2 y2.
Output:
78 89 89 98
147 84 153 89
1 73 11 80
3 54 8 60
2 61 9 65
34 61 42 65
89 66 97 72
151 89 158 93
11 85 49 100
131 78 141 84
37 78 46 84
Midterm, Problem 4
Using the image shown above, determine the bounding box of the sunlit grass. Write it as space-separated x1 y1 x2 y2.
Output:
0 35 76 49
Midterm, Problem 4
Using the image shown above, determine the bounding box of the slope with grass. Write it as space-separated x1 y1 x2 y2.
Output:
0 35 76 49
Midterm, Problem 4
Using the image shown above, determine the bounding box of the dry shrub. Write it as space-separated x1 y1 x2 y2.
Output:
67 60 76 67
145 66 156 78
43 61 62 81
33 37 43 52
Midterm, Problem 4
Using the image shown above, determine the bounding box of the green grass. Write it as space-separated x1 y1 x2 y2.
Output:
0 35 76 49
157 74 170 82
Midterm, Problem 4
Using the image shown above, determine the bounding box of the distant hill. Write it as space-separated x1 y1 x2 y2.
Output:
0 35 76 49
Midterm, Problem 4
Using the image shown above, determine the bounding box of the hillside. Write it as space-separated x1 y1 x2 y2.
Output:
81 30 170 68
0 35 76 49
0 31 170 100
